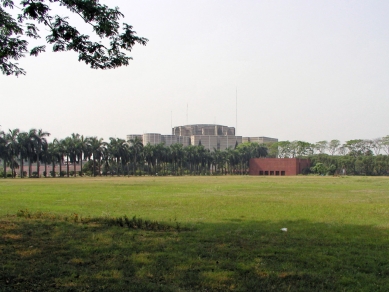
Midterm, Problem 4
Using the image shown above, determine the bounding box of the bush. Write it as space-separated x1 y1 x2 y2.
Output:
310 163 327 175
84 170 92 176
327 164 337 175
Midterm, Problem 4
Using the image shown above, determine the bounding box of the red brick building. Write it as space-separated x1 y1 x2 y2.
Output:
249 158 310 176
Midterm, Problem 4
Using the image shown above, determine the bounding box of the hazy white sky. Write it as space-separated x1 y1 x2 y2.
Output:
1 0 389 143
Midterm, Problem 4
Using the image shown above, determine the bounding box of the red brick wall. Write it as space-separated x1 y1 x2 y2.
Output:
249 158 310 176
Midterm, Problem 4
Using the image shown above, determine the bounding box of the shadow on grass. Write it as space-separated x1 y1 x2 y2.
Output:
0 216 388 291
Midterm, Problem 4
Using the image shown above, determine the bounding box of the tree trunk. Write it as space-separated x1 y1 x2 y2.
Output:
29 159 32 177
67 156 69 177
80 156 83 176
37 149 40 178
59 160 62 177
11 158 14 178
92 153 97 177
20 157 24 178
52 161 56 177
133 156 136 176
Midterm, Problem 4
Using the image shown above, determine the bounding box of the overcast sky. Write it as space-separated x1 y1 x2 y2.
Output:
1 0 388 143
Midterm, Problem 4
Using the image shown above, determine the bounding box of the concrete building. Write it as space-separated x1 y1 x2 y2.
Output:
172 124 235 136
242 137 278 144
127 124 277 151
143 133 161 145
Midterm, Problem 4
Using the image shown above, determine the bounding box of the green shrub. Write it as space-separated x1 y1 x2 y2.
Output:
311 163 327 175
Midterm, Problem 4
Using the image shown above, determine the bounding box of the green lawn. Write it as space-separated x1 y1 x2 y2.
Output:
1 176 388 291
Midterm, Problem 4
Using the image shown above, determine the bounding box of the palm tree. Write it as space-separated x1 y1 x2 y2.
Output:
17 132 30 178
88 137 106 177
108 138 129 176
69 133 81 177
185 145 196 175
211 149 225 174
119 140 130 176
6 129 20 178
27 130 36 177
101 146 111 176
47 142 58 177
128 137 143 175
29 129 50 177
41 139 50 177
61 138 71 177
153 143 166 175
0 130 8 178
143 144 154 175
160 144 171 175
115 138 130 176
76 135 88 176
170 143 185 175
53 139 66 177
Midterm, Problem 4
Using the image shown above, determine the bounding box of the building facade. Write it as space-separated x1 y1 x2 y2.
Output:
127 124 277 151
249 158 310 176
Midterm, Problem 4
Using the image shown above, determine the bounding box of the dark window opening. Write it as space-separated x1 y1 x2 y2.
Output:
270 171 274 175
281 171 286 176
265 171 269 175
276 171 280 176
259 171 264 175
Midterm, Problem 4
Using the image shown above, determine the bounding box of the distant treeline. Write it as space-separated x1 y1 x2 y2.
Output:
268 138 389 176
1 129 388 177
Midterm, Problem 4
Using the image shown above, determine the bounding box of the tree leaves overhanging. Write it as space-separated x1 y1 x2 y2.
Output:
0 0 148 76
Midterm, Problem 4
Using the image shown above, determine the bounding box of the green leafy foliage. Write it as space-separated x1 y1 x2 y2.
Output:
0 0 148 76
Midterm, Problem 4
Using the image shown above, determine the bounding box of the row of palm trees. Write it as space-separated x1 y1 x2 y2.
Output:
0 129 50 178
0 129 268 178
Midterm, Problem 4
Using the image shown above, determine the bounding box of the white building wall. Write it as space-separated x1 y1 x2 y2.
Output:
161 135 177 147
143 133 161 145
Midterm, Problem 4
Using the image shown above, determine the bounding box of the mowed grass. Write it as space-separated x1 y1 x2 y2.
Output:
1 176 389 291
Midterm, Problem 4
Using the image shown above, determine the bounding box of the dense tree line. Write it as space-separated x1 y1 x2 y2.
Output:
269 138 389 176
2 129 389 177
0 129 267 178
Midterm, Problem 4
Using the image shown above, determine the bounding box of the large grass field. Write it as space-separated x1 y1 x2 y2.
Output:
1 176 389 291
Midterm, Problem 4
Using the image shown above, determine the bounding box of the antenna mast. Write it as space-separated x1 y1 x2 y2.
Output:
236 87 238 135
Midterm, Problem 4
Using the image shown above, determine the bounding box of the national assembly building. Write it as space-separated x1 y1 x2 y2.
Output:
127 124 277 151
